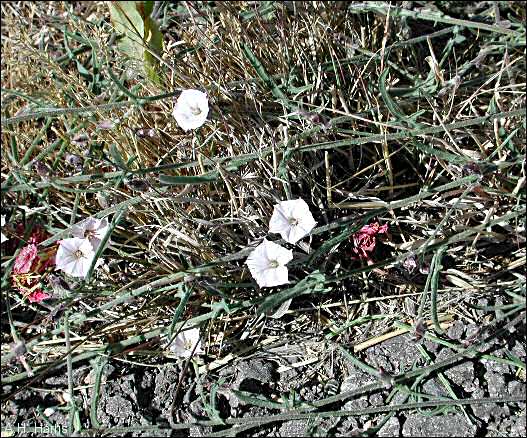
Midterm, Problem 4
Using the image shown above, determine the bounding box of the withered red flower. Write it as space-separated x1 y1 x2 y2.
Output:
13 244 39 274
352 222 388 261
28 289 51 303
11 223 56 306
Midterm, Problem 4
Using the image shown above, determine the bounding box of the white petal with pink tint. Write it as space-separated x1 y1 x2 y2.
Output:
169 328 203 358
71 217 109 251
56 237 96 278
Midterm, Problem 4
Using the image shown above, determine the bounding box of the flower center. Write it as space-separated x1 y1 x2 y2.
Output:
268 259 279 269
189 104 202 116
288 217 298 226
74 249 84 259
84 229 96 239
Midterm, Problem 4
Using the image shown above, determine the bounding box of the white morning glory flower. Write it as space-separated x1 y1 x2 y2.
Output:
56 237 96 278
172 89 209 131
71 217 109 251
269 199 317 244
245 239 293 288
1 216 8 244
169 328 203 358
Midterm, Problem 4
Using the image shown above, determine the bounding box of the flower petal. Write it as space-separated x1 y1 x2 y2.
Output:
278 200 299 218
268 199 316 244
72 217 109 250
274 248 294 266
169 328 203 357
262 239 291 263
286 219 316 244
185 328 200 344
250 270 269 288
56 238 95 278
28 290 51 303
246 239 292 287
169 339 187 356
13 244 39 274
58 237 81 253
246 245 270 275
173 89 209 131
0 216 8 244
56 250 77 270
71 223 86 239
260 266 289 287
72 259 90 278
78 238 96 255
269 205 290 235
88 236 102 251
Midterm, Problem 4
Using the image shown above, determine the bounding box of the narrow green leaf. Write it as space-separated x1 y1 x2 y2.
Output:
242 43 297 111
378 68 418 127
347 2 521 36
9 134 19 163
168 284 194 337
232 390 286 410
109 143 128 170
413 142 472 164
159 172 218 185
257 271 330 315
338 346 385 378
208 378 226 424
89 356 108 429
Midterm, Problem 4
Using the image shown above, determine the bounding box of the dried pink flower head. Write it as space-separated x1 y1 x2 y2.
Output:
72 132 89 147
135 128 157 138
28 290 51 303
96 119 118 130
33 160 50 177
352 222 388 261
403 255 418 273
65 153 84 170
13 244 39 274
